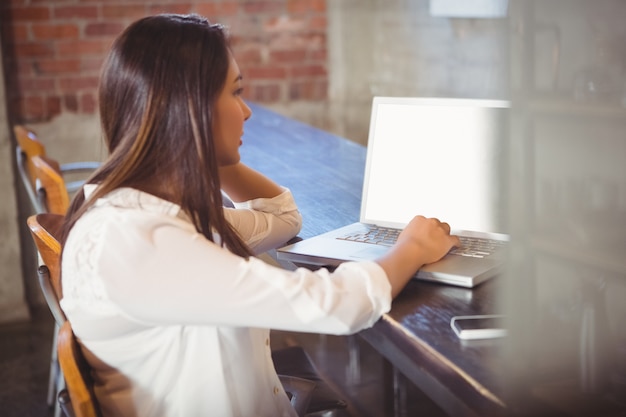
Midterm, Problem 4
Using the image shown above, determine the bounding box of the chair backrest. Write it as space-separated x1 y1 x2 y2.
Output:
27 213 65 299
14 125 63 186
32 155 71 215
14 124 101 212
14 125 46 189
28 213 102 417
57 320 102 417
15 125 46 213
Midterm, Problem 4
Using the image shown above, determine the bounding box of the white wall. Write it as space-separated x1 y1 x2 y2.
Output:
268 0 509 145
325 0 509 144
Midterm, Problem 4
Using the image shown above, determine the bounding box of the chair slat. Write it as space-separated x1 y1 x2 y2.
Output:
57 321 101 417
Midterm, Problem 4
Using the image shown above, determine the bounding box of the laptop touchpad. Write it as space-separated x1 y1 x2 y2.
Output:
351 246 389 259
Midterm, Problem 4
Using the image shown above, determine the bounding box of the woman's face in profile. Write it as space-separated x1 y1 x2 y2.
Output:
212 53 252 166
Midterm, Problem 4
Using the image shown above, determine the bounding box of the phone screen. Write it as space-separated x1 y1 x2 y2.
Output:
451 315 507 340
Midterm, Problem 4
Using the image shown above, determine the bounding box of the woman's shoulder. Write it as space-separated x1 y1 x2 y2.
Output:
70 188 195 243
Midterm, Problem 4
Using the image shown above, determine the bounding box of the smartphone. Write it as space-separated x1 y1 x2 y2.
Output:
451 314 507 340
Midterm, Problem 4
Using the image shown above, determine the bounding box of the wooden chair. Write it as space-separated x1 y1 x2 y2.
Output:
57 320 102 417
27 213 101 417
32 155 71 215
27 213 64 300
25 147 90 413
38 265 67 417
27 213 67 417
14 125 99 213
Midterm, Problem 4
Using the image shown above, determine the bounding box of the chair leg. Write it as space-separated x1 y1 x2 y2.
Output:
48 322 66 417
54 369 65 417
47 322 60 406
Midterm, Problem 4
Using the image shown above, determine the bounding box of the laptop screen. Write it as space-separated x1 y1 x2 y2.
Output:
360 97 509 234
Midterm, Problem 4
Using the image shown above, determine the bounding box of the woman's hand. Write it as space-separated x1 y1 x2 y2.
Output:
397 215 458 265
376 215 460 298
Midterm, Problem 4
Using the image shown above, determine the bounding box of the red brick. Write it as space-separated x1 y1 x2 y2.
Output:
309 48 326 61
16 60 34 75
2 0 29 8
290 63 326 77
81 57 105 72
3 23 29 42
287 0 325 13
228 16 265 37
32 23 80 40
18 76 56 93
47 95 62 118
218 1 240 15
80 92 97 113
310 0 326 12
18 95 45 121
245 66 288 79
264 16 306 32
308 15 326 30
247 83 282 102
243 1 284 14
195 1 239 17
10 6 50 22
303 33 326 48
270 49 307 63
5 0 329 122
194 3 219 17
289 79 327 100
14 42 55 58
85 22 125 37
57 39 110 56
64 94 79 112
233 47 263 65
268 32 323 50
35 58 82 75
59 75 100 92
149 3 193 15
286 0 306 13
53 5 99 19
102 4 147 19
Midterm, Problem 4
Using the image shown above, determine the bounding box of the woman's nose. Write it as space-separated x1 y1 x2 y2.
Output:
242 100 252 121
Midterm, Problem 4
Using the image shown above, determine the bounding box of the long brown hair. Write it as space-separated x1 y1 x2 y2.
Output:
62 14 252 258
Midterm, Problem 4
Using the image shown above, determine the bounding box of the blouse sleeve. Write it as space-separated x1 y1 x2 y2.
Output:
93 209 391 335
223 187 303 254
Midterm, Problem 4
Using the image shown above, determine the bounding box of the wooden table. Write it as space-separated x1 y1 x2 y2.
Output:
242 104 506 417
240 104 366 239
359 280 506 417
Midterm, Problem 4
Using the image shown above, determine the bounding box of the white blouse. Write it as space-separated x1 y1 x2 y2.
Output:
61 185 392 417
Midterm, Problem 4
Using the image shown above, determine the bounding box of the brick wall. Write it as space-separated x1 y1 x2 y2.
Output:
0 0 328 124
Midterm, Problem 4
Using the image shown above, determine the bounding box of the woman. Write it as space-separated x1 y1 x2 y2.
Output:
60 13 459 417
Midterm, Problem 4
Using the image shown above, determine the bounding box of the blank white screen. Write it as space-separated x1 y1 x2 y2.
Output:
361 98 507 233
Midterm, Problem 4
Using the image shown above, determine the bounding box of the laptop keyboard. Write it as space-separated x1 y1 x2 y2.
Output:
450 236 506 258
337 226 505 258
338 226 400 247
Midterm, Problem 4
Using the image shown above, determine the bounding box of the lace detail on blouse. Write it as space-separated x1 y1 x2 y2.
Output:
63 212 115 314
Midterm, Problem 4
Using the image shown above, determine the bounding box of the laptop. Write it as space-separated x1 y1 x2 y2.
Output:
277 96 510 288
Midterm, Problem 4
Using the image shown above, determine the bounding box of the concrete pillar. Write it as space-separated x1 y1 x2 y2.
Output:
0 38 30 324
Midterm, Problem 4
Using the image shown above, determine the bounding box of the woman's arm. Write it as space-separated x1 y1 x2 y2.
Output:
376 215 460 298
223 189 302 254
219 162 283 202
218 162 302 253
